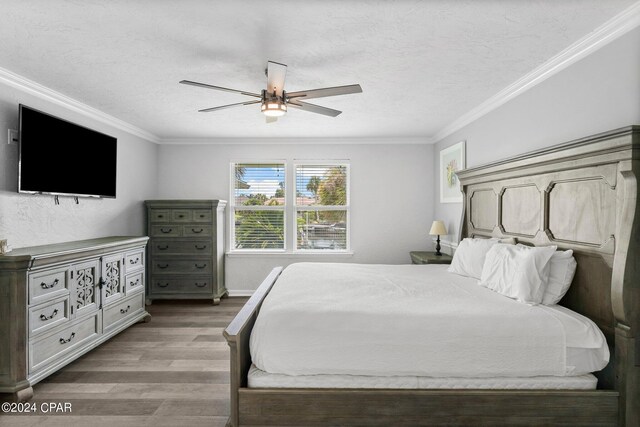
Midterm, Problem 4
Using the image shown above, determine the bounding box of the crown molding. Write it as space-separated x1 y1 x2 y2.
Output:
0 66 161 144
432 1 640 144
159 136 434 145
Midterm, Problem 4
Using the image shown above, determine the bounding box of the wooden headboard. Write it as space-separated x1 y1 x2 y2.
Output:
455 126 640 421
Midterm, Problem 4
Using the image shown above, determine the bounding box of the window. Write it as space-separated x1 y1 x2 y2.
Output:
230 161 350 253
295 164 349 251
231 163 285 250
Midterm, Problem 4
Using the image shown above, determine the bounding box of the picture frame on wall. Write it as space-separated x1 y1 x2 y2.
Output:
439 141 466 203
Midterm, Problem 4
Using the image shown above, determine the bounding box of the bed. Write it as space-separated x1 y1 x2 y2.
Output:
224 126 640 426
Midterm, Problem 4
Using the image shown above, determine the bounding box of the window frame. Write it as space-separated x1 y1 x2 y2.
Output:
228 160 287 253
227 159 351 255
293 161 351 253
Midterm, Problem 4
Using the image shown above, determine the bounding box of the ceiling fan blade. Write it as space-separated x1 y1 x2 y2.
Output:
198 100 261 113
266 61 287 97
180 80 261 98
265 116 278 124
287 100 341 117
286 84 362 100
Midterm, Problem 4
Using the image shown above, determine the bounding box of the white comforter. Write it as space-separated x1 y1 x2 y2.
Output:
250 263 606 378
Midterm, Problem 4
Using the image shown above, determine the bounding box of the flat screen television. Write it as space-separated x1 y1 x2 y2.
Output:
19 104 117 198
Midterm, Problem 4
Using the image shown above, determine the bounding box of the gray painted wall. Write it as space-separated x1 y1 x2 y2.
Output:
157 142 434 292
433 26 640 250
0 81 158 248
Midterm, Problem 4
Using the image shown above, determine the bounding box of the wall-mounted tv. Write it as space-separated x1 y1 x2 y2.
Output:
19 104 117 198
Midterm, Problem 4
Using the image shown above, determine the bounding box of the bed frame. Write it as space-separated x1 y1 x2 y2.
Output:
224 126 640 426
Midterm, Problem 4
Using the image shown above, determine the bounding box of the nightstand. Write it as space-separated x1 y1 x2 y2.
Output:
410 251 452 265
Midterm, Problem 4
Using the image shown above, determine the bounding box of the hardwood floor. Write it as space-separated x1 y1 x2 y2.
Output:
0 297 248 426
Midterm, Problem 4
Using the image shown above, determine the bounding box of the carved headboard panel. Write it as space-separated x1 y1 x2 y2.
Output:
456 126 639 397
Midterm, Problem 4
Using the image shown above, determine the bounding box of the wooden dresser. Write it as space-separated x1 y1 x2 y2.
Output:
145 200 227 305
0 236 149 401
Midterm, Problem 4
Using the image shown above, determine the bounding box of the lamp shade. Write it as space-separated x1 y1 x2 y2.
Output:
429 220 447 236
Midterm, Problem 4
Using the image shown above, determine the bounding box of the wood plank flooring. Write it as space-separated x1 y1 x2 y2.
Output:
0 297 248 427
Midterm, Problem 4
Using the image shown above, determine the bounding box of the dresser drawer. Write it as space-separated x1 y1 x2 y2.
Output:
125 249 145 273
125 271 144 294
103 292 145 330
151 225 182 237
192 209 212 222
151 276 213 294
152 259 213 274
30 313 99 372
151 240 213 256
183 225 212 237
29 267 69 304
172 209 192 222
149 209 171 222
29 296 70 336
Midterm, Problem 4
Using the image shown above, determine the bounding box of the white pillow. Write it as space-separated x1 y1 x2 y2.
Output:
447 238 500 279
479 244 557 304
541 249 577 305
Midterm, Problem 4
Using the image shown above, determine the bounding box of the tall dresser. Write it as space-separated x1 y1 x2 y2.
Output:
0 236 149 401
145 200 227 305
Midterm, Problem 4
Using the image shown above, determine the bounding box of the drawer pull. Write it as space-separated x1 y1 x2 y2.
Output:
195 263 207 269
178 214 185 218
40 309 59 321
129 278 140 287
160 228 173 233
129 257 140 264
41 278 59 289
195 245 207 250
191 228 204 233
120 305 131 314
195 282 208 288
157 282 169 288
59 332 75 344
157 264 169 269
157 214 164 218
199 214 206 218
157 245 169 250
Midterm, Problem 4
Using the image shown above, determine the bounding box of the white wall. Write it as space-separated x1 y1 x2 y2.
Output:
432 26 640 250
157 142 434 292
0 81 158 248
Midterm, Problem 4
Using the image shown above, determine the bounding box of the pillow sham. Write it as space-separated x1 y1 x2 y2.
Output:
541 249 577 305
479 243 557 304
447 237 500 279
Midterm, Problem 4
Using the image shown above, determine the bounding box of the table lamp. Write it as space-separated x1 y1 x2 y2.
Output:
429 220 447 256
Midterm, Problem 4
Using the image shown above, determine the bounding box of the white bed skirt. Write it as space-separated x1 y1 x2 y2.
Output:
248 365 598 390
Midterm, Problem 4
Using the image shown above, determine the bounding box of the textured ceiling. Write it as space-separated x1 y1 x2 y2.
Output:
0 0 636 140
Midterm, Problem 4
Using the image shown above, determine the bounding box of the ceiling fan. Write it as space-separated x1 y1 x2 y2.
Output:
180 61 362 123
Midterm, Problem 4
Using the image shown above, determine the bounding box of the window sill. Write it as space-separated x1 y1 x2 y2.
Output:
226 251 354 258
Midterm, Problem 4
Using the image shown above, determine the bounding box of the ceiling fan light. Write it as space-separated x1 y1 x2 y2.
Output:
261 101 287 117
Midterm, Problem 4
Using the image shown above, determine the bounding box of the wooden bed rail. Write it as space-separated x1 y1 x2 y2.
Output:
223 267 283 427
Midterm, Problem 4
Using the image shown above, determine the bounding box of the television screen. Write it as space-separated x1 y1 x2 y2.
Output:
19 105 117 198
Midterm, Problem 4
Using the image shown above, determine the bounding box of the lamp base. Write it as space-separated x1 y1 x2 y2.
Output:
435 236 442 256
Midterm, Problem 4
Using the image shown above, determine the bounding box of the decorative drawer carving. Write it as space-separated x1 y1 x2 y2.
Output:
29 313 100 373
151 240 212 256
151 276 213 294
28 267 69 305
152 259 213 274
29 297 69 336
125 272 144 294
125 250 145 273
103 292 144 331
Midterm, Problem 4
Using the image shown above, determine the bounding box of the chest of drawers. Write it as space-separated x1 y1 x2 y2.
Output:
145 200 227 304
0 236 149 401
